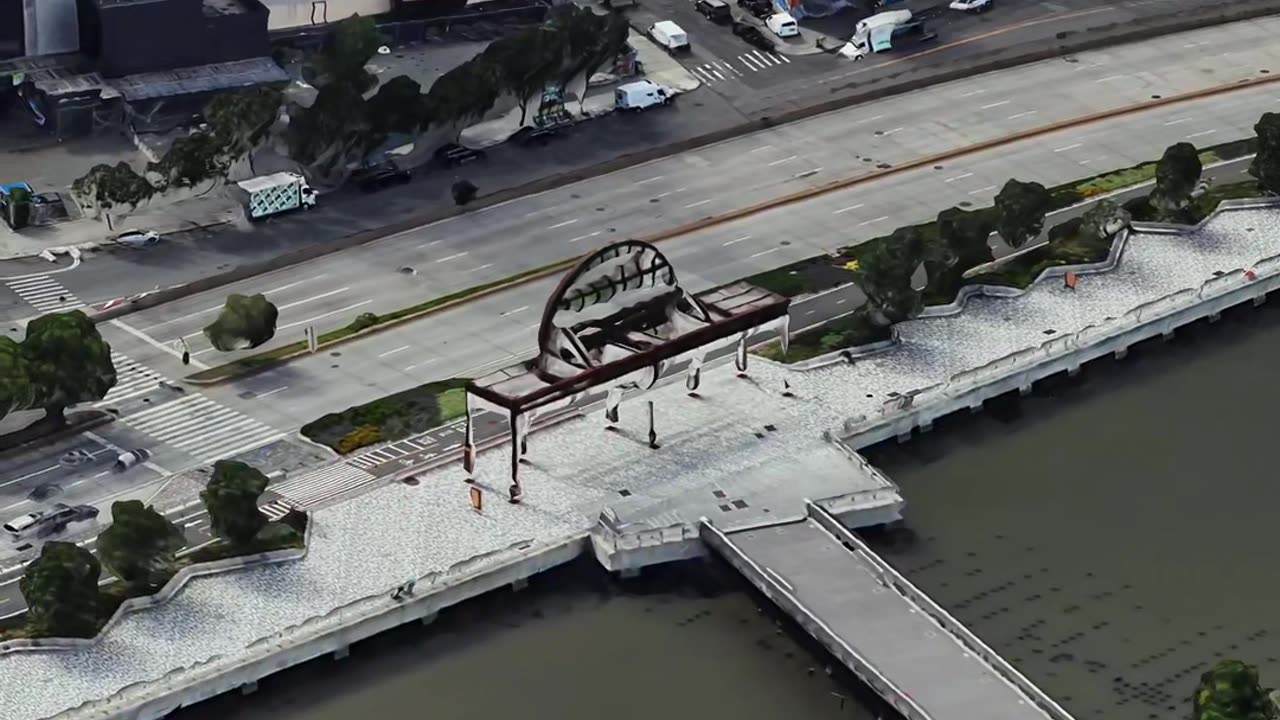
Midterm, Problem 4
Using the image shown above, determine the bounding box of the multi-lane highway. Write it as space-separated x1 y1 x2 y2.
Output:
3 16 1277 333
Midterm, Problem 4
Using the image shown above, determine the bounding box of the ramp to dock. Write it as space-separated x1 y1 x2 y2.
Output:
701 502 1073 720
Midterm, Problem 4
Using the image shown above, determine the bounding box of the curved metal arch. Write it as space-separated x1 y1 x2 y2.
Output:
536 240 682 353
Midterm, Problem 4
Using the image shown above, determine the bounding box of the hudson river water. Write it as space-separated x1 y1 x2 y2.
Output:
177 303 1280 720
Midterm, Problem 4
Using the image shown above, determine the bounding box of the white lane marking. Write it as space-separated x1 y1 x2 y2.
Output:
569 231 603 243
749 145 773 153
436 252 468 263
748 248 781 259
547 219 579 230
278 300 373 331
109 319 211 370
1163 117 1193 126
502 306 530 316
378 345 411 358
634 176 664 185
403 358 438 372
768 155 798 166
723 236 751 246
1096 74 1124 82
685 199 712 209
882 127 904 135
1187 129 1217 138
834 204 864 215
944 173 974 183
0 464 59 489
466 264 494 273
1053 143 1083 152
256 386 289 399
980 100 1010 109
1007 110 1038 120
416 239 442 248
969 185 997 195
858 216 890 226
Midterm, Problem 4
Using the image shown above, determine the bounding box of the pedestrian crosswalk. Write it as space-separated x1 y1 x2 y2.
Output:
95 351 168 407
260 498 299 521
690 50 791 84
120 393 286 464
5 274 85 313
268 462 379 507
348 434 443 470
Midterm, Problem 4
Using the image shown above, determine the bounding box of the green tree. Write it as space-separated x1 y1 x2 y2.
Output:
994 178 1053 249
425 57 504 130
70 162 156 230
206 86 284 149
1150 142 1202 217
365 75 430 137
310 15 384 92
20 541 102 638
850 228 928 326
1193 660 1276 720
20 311 116 425
1250 113 1280 194
96 500 186 589
203 293 279 352
486 26 565 125
0 336 34 421
287 82 372 169
202 460 270 546
936 206 995 271
575 15 631 112
1080 198 1131 240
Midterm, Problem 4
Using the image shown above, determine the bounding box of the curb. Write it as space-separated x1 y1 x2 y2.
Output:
89 1 1280 324
189 71 1280 384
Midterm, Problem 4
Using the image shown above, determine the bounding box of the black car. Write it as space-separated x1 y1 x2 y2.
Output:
435 143 487 169
696 0 733 23
511 125 563 147
737 0 774 20
353 163 411 193
733 20 776 52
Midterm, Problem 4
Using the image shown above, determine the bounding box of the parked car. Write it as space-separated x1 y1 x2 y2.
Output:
737 0 774 20
353 162 411 193
112 229 160 248
434 143 487 169
949 0 993 11
648 20 691 53
733 20 776 52
766 12 800 38
512 125 564 147
696 0 733 23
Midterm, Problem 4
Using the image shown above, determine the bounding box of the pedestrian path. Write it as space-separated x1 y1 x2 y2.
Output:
268 463 379 508
120 393 286 465
347 432 448 470
689 50 790 84
5 274 85 313
95 351 168 407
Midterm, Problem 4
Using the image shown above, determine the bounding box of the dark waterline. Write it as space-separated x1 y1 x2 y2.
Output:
171 560 879 720
863 299 1280 720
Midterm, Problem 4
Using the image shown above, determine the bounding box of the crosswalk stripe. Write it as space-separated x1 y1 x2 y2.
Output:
773 52 790 63
260 500 296 521
270 463 378 507
120 392 283 463
740 54 762 71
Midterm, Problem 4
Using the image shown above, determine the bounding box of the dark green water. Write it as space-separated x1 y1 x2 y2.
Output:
863 300 1280 720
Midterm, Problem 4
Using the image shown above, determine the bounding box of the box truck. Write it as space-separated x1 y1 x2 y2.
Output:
839 12 936 60
231 172 317 220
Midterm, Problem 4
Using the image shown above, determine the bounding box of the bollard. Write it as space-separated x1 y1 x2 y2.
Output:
511 577 530 592
420 612 439 627
1018 384 1032 397
1114 347 1129 360
1208 311 1221 323
968 401 983 414
1067 365 1081 378
240 681 259 695
1162 329 1175 342
333 646 350 661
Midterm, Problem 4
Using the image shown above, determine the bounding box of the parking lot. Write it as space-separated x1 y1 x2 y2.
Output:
626 0 1156 108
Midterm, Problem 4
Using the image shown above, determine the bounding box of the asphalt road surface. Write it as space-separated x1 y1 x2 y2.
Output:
0 7 1271 325
20 18 1274 361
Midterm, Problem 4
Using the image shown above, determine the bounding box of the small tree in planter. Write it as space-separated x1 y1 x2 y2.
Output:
1192 659 1276 720
19 542 101 638
994 179 1053 249
203 293 279 351
1250 112 1280 195
202 460 270 548
1150 142 1203 220
20 311 117 427
96 500 187 590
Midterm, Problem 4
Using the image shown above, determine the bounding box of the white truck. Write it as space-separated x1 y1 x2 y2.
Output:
616 80 675 112
648 21 690 54
838 10 936 60
231 172 317 220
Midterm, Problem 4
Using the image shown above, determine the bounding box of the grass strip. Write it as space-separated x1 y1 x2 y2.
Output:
187 258 573 384
300 378 471 455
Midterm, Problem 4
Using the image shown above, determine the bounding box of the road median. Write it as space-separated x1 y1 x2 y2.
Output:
95 0 1280 325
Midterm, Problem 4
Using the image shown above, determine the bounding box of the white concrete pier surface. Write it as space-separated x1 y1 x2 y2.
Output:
704 503 1073 720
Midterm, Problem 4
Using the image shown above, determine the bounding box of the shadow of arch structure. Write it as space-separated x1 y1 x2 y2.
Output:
463 239 792 503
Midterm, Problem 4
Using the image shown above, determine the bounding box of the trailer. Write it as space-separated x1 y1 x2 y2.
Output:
230 172 317 220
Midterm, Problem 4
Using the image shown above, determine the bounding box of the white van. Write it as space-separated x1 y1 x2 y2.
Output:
616 80 675 111
766 13 800 38
648 20 690 53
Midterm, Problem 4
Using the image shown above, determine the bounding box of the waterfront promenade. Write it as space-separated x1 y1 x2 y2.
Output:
6 203 1280 720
